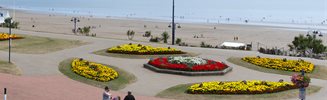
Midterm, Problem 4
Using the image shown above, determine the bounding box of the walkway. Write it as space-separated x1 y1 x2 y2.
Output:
0 28 326 100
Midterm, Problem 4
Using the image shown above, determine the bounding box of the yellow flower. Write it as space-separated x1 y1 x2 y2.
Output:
187 80 297 94
242 57 314 73
71 58 119 82
107 43 184 55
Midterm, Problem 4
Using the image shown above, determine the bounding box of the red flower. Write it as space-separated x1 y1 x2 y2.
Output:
148 57 228 71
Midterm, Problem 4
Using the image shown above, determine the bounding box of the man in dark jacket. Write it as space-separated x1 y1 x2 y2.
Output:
124 91 135 100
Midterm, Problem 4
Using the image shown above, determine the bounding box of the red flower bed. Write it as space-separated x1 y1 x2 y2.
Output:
148 57 228 71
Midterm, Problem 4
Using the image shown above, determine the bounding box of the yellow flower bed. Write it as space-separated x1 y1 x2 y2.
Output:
71 58 118 82
187 80 297 94
0 33 23 40
242 57 314 73
107 43 184 55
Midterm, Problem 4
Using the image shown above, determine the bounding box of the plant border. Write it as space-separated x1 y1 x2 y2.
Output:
143 63 232 76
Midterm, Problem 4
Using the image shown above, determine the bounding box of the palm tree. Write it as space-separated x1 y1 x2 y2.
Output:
161 31 170 43
127 30 135 40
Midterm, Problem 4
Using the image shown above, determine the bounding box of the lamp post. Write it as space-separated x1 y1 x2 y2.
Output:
71 17 80 34
168 22 181 45
299 70 306 100
171 0 175 45
8 18 13 63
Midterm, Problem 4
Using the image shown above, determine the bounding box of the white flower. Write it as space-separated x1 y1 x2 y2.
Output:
168 56 207 68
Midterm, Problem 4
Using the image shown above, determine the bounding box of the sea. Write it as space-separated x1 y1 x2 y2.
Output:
0 0 326 30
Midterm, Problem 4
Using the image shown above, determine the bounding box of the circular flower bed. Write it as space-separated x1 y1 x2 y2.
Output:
71 58 118 82
107 43 185 55
0 33 23 41
187 80 297 94
148 56 228 71
242 57 314 73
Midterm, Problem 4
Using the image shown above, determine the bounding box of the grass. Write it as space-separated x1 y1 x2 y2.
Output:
58 58 137 90
0 60 21 75
0 34 87 54
227 57 327 80
156 83 321 100
93 49 199 59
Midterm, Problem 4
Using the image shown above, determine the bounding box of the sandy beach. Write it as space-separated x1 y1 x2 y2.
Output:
0 7 327 100
5 8 326 50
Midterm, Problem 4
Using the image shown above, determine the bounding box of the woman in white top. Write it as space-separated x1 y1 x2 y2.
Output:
103 86 112 100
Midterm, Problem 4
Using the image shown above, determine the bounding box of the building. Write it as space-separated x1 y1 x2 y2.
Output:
0 10 10 23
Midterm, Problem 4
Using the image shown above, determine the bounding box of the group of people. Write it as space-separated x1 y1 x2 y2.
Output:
103 86 135 100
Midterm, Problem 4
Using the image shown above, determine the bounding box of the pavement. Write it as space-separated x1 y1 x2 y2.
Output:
0 28 326 100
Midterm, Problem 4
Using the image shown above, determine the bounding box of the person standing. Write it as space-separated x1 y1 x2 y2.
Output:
103 86 112 100
124 91 135 100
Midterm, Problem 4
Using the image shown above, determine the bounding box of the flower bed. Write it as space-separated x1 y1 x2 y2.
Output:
107 43 185 55
242 57 314 73
0 33 24 41
148 56 228 71
187 80 297 94
71 58 118 82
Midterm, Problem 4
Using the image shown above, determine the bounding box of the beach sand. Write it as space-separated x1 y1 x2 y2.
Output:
3 8 327 50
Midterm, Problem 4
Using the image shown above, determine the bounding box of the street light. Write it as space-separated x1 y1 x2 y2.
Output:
171 0 176 45
71 17 80 34
168 22 181 45
8 18 13 63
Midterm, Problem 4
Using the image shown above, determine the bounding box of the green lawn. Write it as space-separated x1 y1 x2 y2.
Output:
0 60 21 75
58 58 137 90
156 83 321 100
227 57 327 80
0 34 86 54
93 49 199 59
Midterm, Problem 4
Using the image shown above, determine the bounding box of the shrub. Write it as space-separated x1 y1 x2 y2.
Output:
161 31 170 43
1 18 19 28
176 38 182 45
149 36 160 42
143 31 151 37
127 30 135 40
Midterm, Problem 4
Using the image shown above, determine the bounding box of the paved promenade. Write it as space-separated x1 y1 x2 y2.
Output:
0 28 326 100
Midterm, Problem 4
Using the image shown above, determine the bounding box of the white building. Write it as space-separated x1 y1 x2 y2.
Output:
0 10 10 23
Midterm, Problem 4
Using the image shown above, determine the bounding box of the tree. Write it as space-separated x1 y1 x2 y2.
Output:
161 31 169 43
288 34 326 54
127 30 135 40
1 18 19 28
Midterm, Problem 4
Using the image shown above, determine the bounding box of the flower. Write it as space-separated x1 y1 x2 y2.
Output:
107 43 184 55
291 74 310 88
0 33 23 40
187 80 297 94
148 56 228 71
71 58 119 82
242 57 314 73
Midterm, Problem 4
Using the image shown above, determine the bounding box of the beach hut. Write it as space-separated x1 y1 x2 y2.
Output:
0 10 10 23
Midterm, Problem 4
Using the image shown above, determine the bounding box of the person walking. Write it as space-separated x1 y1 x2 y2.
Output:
103 86 112 100
123 91 135 100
